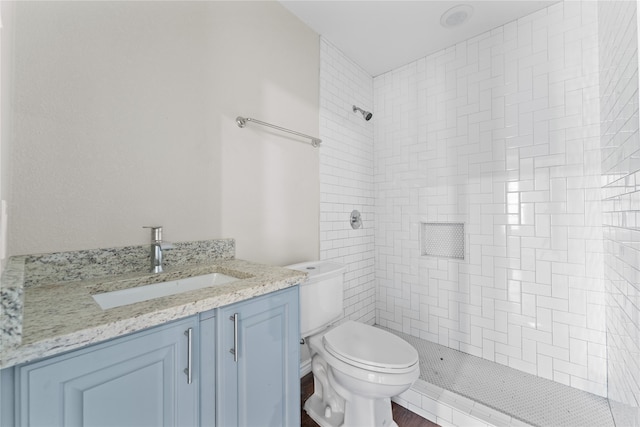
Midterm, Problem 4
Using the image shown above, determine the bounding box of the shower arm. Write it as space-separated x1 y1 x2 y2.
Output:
352 105 373 121
236 116 322 148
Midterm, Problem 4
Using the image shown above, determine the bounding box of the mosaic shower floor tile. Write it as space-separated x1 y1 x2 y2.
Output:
383 328 615 427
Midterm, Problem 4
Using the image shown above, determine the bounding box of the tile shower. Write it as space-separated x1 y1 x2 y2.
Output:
320 1 640 426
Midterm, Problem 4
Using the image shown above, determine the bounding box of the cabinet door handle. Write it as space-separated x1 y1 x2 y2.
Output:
229 313 239 362
184 328 193 384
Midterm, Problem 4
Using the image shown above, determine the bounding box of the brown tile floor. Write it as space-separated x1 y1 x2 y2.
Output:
300 373 439 427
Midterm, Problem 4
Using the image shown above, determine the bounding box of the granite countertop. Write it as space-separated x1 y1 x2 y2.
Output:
0 239 306 369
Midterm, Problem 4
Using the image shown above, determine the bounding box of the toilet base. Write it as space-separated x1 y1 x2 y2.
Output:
304 393 344 427
330 368 399 427
305 392 399 427
304 350 402 427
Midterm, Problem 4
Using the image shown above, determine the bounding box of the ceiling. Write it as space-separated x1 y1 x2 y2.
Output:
280 1 558 77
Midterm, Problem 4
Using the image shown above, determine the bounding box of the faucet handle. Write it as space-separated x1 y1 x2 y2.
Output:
143 226 163 243
160 242 174 250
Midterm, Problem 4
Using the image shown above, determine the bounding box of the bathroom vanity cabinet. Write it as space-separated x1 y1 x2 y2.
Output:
13 316 199 426
215 286 300 427
2 286 299 427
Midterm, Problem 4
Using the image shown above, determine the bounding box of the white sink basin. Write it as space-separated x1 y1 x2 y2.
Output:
92 273 239 310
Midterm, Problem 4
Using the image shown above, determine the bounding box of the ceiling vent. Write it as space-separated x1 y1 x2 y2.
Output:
440 4 474 29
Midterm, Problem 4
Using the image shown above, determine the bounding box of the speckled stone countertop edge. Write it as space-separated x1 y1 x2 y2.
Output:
0 266 304 368
0 240 307 369
0 239 236 358
0 256 27 352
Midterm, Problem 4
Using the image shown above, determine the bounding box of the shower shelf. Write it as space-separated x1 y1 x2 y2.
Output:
420 222 465 260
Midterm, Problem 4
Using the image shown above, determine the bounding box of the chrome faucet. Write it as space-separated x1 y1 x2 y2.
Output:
143 226 167 273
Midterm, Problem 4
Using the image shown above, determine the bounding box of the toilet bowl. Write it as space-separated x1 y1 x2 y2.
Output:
287 261 420 427
305 321 419 427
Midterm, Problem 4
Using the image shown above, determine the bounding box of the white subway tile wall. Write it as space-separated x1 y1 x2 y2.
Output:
599 1 640 425
373 2 607 396
319 39 376 324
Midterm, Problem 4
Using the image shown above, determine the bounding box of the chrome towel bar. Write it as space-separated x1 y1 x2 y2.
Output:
236 116 322 148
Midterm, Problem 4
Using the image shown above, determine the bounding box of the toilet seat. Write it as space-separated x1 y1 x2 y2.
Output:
322 321 419 374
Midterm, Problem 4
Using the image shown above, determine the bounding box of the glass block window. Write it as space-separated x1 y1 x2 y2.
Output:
421 222 464 259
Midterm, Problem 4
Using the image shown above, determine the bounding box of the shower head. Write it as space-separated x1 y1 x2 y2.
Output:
353 105 373 121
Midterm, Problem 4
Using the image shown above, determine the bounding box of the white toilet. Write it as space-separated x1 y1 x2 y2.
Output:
287 261 420 427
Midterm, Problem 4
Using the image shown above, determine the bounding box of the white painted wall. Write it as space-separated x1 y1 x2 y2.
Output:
9 1 319 265
373 2 607 396
0 1 15 270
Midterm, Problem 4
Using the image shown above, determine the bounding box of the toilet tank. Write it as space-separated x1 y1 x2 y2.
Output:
286 261 345 337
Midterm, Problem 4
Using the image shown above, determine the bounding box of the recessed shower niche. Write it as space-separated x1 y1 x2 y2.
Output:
420 222 465 260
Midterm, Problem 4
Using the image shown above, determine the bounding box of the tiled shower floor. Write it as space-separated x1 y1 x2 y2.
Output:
383 328 615 427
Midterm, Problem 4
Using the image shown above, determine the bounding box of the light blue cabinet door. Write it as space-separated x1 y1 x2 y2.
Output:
216 287 300 427
15 317 198 427
199 309 216 427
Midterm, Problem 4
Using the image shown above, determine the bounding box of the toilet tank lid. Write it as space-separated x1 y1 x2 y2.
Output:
285 261 346 281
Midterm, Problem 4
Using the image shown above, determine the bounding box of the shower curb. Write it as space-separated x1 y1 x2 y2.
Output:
393 378 534 427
